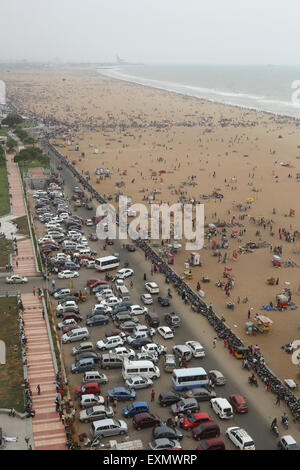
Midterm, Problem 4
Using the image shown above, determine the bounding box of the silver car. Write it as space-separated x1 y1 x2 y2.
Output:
125 376 153 390
91 418 128 439
79 405 114 423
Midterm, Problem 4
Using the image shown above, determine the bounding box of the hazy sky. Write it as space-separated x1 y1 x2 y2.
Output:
0 0 300 64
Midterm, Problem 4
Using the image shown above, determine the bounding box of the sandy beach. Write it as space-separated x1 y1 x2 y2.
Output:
4 65 300 386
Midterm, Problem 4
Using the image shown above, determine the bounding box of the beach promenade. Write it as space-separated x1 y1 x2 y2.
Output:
6 152 37 277
21 294 66 450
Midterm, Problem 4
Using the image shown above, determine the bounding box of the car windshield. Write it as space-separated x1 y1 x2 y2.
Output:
86 408 94 416
245 441 254 447
113 419 120 426
201 441 209 450
126 404 133 411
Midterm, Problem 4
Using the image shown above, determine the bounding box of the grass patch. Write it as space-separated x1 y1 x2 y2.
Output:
0 162 10 216
19 159 50 175
12 215 30 237
0 238 13 267
0 297 24 412
0 128 8 136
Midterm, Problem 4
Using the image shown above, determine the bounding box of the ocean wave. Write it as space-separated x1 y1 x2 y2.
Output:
98 67 300 119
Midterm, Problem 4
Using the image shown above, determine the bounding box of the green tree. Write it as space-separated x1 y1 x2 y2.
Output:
6 137 18 153
1 113 23 128
0 143 5 163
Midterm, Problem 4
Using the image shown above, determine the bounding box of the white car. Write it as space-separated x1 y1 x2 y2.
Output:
145 282 160 294
86 219 94 226
86 260 95 268
58 270 79 279
46 222 63 230
96 336 124 351
80 237 89 246
157 326 174 340
116 268 134 279
38 236 55 244
109 346 135 360
141 343 166 355
56 301 79 314
6 275 28 284
130 305 148 316
58 318 78 330
55 253 71 262
33 190 47 198
99 296 121 308
80 394 104 409
140 293 153 305
226 427 255 450
125 376 153 390
96 289 114 300
185 340 206 358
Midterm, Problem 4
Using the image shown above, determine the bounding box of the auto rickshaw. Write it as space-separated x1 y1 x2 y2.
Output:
234 346 250 360
254 315 273 333
71 290 87 302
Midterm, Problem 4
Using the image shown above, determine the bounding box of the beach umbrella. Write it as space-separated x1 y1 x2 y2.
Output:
225 266 232 271
273 255 281 261
246 198 254 203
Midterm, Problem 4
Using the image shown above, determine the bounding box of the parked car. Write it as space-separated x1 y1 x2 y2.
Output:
58 270 79 279
107 387 136 402
75 382 101 397
79 405 114 423
165 312 181 328
75 351 102 364
80 394 104 409
129 305 148 316
159 392 182 407
109 346 135 360
209 370 226 386
90 418 128 439
226 427 255 450
125 376 153 390
140 293 153 305
96 336 124 351
130 337 153 349
277 435 300 450
122 401 149 418
182 387 217 402
181 412 212 431
116 268 134 279
145 282 160 294
149 438 182 451
229 394 248 413
133 412 161 430
152 425 183 441
157 326 174 340
170 398 199 415
185 340 205 358
72 342 95 355
86 314 109 327
195 437 226 451
158 296 170 307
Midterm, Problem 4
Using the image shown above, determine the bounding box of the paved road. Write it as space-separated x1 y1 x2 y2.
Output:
25 143 299 450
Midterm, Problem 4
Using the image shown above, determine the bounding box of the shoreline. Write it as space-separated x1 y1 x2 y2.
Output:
97 67 300 121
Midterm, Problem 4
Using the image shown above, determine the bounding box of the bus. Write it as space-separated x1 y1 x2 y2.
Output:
171 367 209 391
95 256 119 271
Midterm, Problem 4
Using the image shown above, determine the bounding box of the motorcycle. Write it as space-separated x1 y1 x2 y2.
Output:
242 361 251 370
281 416 289 429
215 280 224 288
271 424 279 436
248 376 258 387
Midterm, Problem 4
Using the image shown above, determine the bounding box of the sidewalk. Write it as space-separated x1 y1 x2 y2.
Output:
5 153 38 277
21 293 66 450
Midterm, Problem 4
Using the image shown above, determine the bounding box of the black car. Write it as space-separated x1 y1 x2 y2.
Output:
159 392 182 407
111 302 133 315
131 337 153 349
86 314 109 327
75 351 101 363
182 387 217 402
158 296 170 307
127 244 136 252
152 425 183 441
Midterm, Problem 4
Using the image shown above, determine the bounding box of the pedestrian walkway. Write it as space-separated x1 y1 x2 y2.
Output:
21 293 66 450
5 153 38 277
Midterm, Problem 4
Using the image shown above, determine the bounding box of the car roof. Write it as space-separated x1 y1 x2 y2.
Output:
282 435 297 444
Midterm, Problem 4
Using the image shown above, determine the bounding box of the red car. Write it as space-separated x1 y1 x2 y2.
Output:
105 328 130 338
133 412 161 430
229 394 248 413
62 324 78 334
90 280 108 289
196 438 226 451
86 278 100 287
106 238 114 245
75 382 101 397
182 412 212 431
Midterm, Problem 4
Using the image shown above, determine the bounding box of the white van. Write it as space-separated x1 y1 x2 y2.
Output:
118 285 130 301
122 359 160 380
211 398 233 419
62 327 90 344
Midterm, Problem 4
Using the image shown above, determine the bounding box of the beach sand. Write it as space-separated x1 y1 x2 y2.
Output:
4 65 300 386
